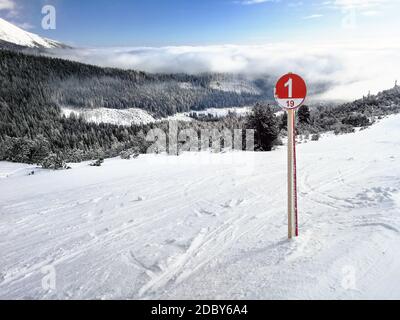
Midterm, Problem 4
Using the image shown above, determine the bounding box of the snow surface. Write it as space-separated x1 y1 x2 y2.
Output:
0 18 61 48
0 163 38 179
1 115 400 299
61 107 156 126
163 113 193 123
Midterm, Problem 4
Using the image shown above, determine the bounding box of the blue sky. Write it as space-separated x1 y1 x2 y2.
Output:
0 0 399 46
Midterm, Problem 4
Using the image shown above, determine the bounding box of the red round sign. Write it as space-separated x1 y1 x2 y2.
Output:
274 73 307 110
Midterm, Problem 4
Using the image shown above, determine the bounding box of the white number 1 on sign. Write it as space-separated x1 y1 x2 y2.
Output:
284 78 293 98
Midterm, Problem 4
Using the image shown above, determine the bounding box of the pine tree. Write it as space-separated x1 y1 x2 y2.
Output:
280 112 288 131
245 103 279 151
298 105 311 124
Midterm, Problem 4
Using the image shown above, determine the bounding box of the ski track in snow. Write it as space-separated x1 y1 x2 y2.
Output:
1 115 400 299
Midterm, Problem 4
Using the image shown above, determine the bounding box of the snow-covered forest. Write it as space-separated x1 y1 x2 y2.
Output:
1 49 400 167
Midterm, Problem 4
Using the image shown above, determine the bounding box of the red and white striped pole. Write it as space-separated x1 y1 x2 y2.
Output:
275 73 307 239
287 109 298 238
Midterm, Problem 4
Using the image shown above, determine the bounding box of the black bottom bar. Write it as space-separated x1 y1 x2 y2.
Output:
1 300 399 319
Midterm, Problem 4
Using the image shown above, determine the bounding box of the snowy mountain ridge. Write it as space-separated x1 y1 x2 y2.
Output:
0 18 64 48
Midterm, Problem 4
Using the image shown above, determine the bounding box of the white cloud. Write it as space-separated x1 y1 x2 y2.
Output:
0 0 15 11
322 0 395 12
332 0 389 9
361 10 380 16
52 40 400 100
303 14 324 19
320 0 398 24
0 0 18 18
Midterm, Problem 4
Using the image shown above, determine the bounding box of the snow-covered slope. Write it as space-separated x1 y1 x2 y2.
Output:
0 162 37 179
1 115 400 299
61 106 253 126
0 18 63 48
61 107 156 126
210 80 262 95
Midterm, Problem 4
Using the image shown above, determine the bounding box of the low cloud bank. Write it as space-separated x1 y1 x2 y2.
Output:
52 41 400 101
